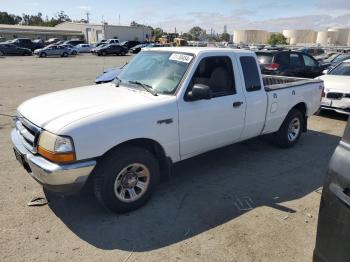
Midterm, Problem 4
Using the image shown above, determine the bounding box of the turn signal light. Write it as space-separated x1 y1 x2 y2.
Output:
38 146 76 164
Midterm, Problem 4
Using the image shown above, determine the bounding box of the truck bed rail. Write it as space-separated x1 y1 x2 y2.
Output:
263 75 322 91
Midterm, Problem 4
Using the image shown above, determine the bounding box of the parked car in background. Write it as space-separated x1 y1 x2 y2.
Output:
313 117 350 262
0 43 32 56
34 45 71 57
95 44 128 56
59 44 79 55
32 39 45 50
76 44 93 53
129 44 148 54
299 47 325 57
120 41 140 49
105 39 120 45
319 59 350 115
322 53 350 71
91 45 106 54
45 38 60 45
256 50 324 78
96 39 107 47
63 40 84 46
11 47 323 213
95 64 126 84
8 38 34 50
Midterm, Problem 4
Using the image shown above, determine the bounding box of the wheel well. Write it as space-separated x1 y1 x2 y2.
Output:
291 102 307 132
103 138 172 180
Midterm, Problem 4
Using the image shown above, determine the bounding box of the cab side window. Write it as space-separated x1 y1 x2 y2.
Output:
190 56 235 97
240 56 261 92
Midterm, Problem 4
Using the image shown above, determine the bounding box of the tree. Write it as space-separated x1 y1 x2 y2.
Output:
267 33 287 45
180 32 193 41
189 26 205 40
0 11 22 24
152 27 164 41
221 32 230 42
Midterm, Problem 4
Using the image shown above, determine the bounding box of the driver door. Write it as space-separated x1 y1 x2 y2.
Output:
178 55 246 158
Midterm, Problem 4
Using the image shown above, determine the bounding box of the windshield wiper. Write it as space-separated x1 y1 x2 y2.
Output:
128 80 158 96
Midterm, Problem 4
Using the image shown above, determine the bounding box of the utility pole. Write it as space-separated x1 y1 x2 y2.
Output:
85 12 90 23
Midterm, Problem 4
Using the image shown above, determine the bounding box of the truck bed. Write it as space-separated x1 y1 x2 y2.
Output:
263 75 322 91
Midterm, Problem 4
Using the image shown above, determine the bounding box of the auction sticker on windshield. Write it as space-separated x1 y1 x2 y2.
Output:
169 53 193 63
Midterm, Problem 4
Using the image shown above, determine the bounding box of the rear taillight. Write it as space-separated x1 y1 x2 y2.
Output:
265 63 280 70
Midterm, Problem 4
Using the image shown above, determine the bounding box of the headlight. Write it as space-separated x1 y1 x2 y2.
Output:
37 131 76 163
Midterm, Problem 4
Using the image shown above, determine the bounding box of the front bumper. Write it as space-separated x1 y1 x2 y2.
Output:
11 129 96 194
321 98 350 115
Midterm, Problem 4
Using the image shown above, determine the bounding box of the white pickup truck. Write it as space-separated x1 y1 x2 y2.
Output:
11 47 323 213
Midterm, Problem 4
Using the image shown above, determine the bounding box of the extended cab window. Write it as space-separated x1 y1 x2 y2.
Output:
190 56 235 97
240 56 261 92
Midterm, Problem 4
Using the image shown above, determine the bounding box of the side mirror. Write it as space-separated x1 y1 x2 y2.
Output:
187 84 212 101
323 69 329 75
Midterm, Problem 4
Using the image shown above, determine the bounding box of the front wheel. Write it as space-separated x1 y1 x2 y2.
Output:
93 146 160 213
62 52 68 57
273 108 304 148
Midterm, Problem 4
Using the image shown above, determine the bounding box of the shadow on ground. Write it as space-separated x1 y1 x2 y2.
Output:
318 110 349 122
47 130 341 252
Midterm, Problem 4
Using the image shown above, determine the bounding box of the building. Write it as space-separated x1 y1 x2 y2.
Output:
0 24 83 41
55 22 152 43
233 30 270 44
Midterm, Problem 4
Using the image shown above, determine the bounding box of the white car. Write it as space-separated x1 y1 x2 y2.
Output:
11 47 323 213
76 44 94 53
319 59 350 115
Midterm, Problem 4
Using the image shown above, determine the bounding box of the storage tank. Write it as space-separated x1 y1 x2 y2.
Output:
316 31 337 45
233 30 269 44
282 29 317 45
328 27 350 46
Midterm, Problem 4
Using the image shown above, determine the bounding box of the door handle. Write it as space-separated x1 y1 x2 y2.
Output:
233 101 243 108
329 183 350 208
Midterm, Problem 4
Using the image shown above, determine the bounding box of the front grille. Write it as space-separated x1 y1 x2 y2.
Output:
327 92 343 99
15 117 41 153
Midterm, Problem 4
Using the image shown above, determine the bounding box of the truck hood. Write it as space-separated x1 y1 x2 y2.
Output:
319 75 350 93
18 83 169 133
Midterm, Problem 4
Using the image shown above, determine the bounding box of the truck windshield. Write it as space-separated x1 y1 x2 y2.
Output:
117 51 194 95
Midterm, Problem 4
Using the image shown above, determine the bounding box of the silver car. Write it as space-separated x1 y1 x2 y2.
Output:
34 45 71 58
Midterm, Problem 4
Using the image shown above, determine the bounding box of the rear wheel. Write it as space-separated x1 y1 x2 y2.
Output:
62 52 68 57
93 146 160 213
40 52 47 58
102 51 107 56
0 51 3 56
72 50 77 55
273 108 304 148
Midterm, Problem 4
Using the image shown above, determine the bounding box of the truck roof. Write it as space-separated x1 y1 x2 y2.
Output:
148 47 254 56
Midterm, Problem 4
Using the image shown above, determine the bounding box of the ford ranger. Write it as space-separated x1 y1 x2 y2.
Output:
11 47 324 213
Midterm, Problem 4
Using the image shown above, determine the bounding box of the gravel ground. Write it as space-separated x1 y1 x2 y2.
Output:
0 54 348 262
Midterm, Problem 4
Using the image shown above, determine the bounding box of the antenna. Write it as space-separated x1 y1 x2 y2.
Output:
118 14 120 25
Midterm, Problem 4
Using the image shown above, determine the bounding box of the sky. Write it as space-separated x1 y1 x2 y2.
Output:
1 0 350 33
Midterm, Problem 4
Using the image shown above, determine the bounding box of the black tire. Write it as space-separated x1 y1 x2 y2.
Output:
93 146 160 213
62 52 68 57
0 51 4 56
72 51 77 55
102 51 107 56
40 52 47 58
273 108 304 148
